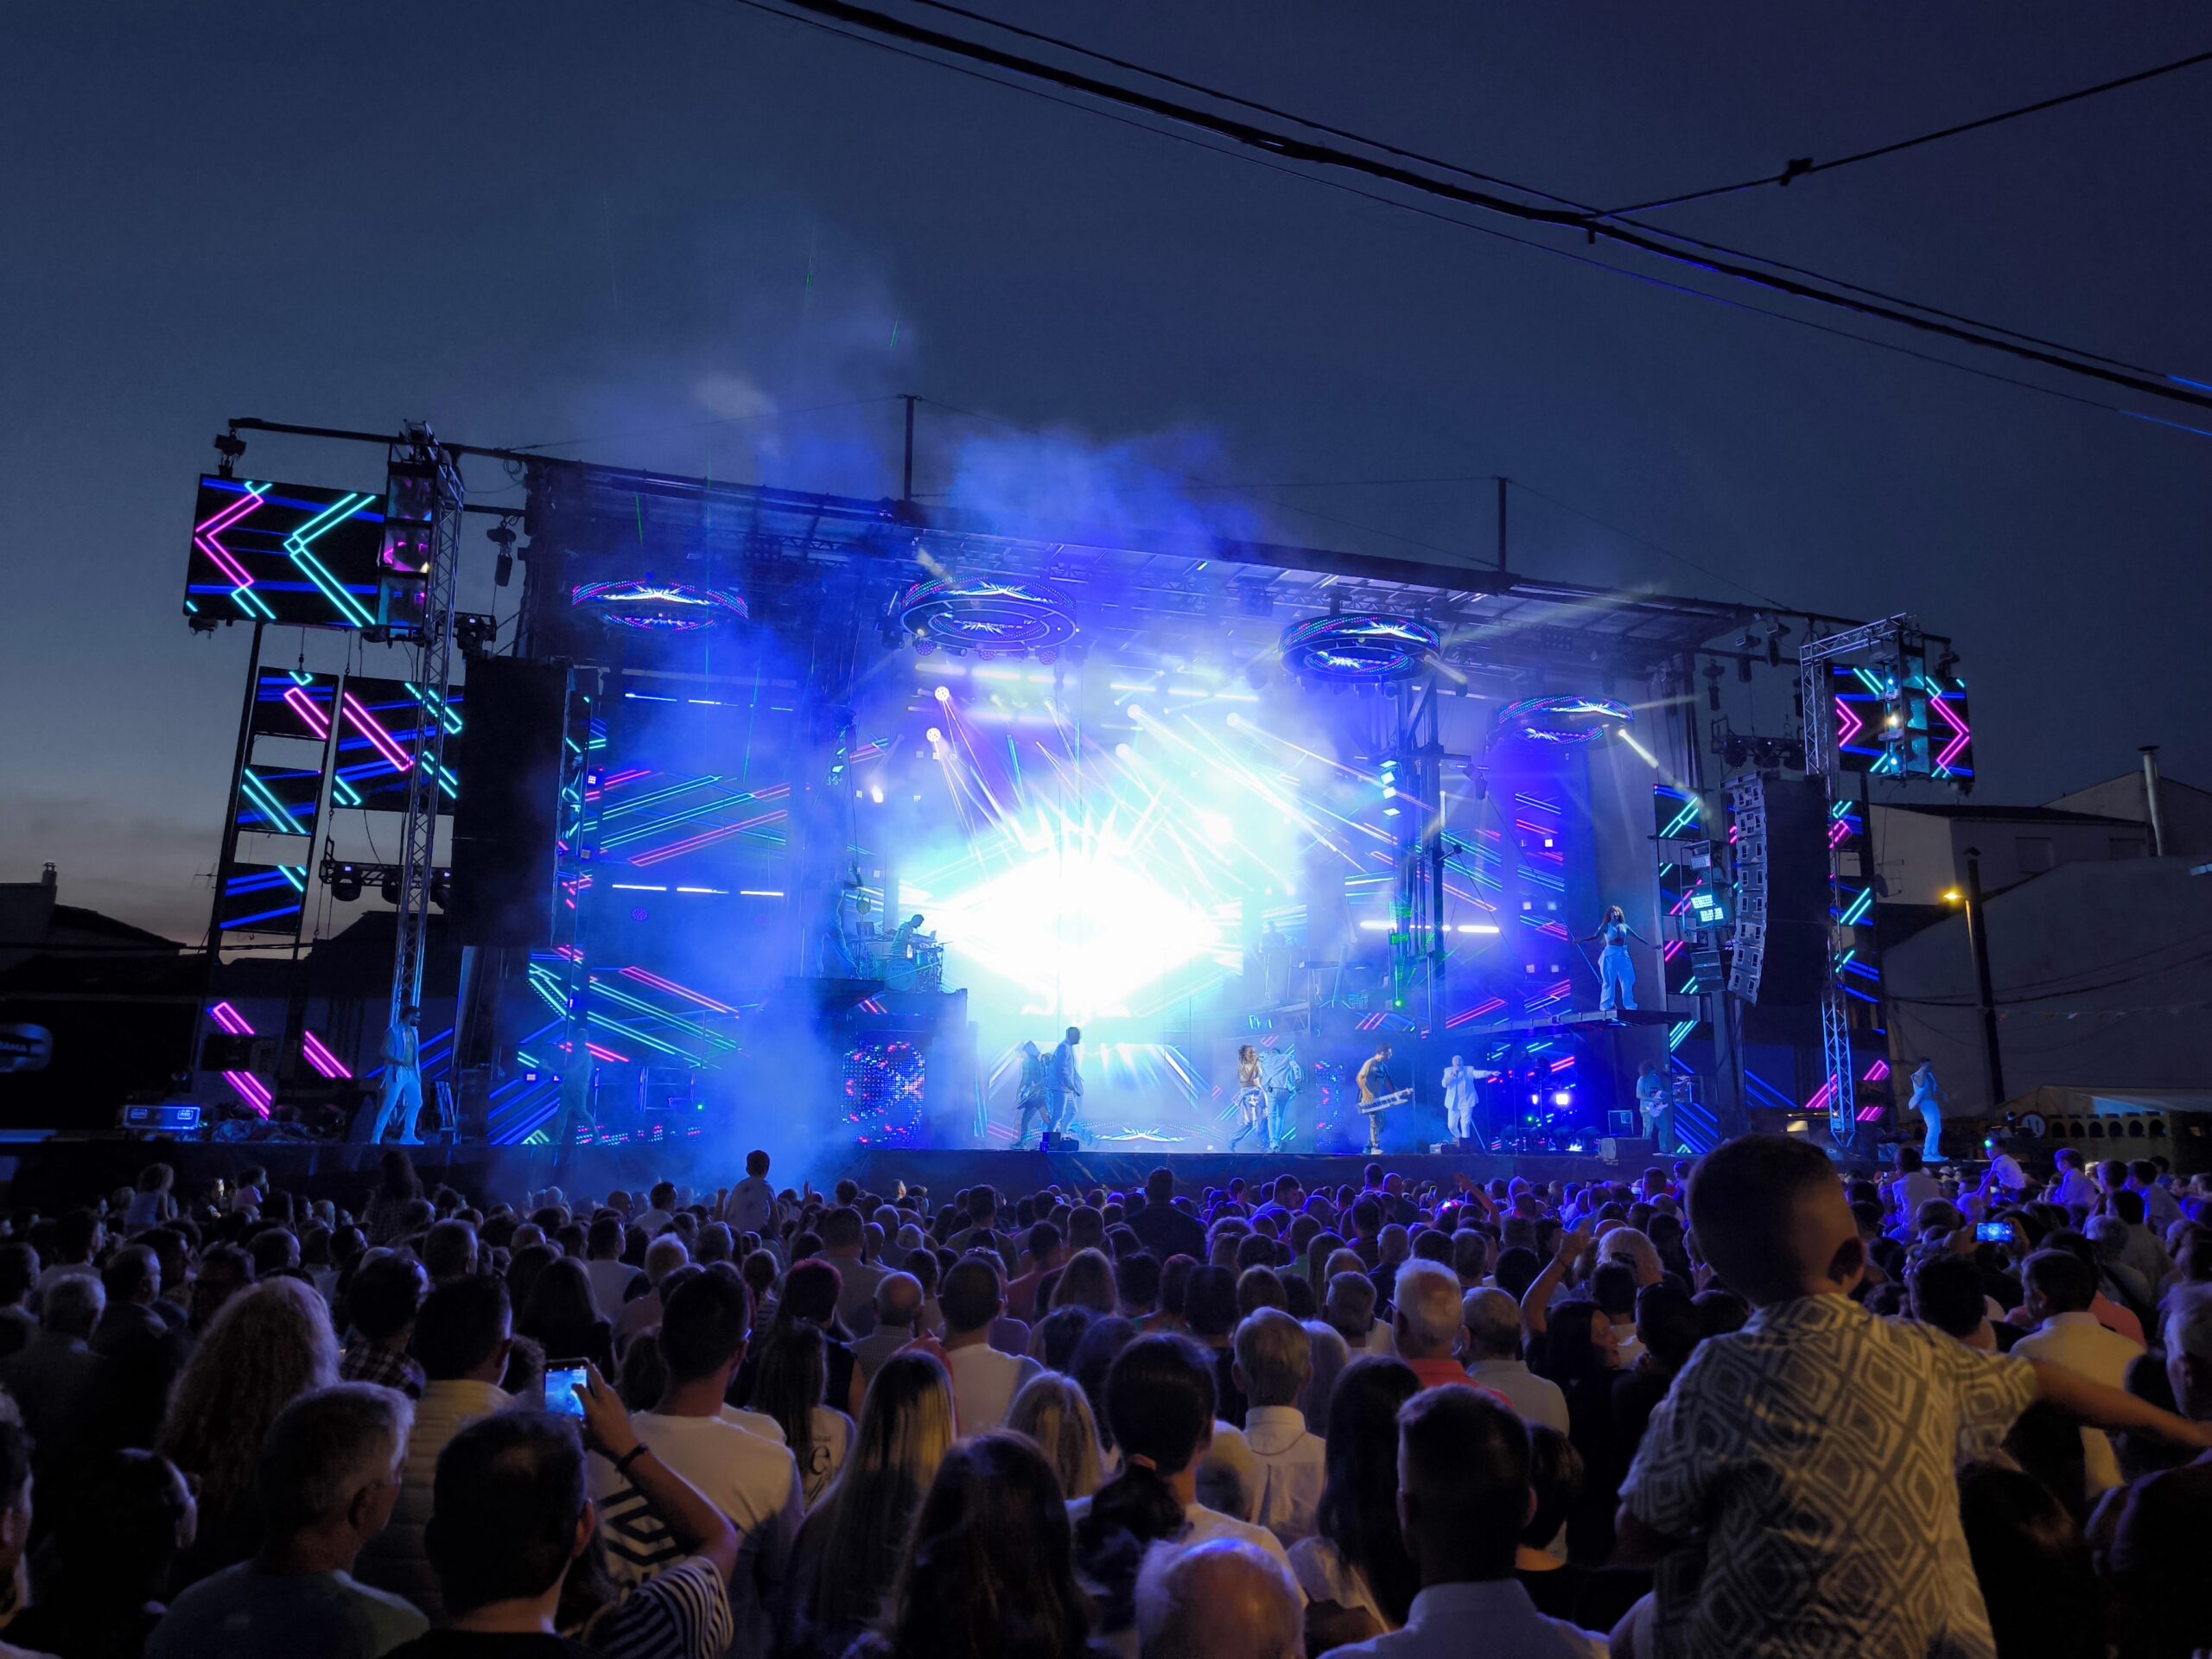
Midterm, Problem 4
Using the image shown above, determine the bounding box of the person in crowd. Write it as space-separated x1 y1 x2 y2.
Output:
360 1152 425 1249
1007 1370 1106 1502
3 1272 110 1496
162 1275 340 1582
620 1239 701 1364
725 1150 777 1237
1128 1169 1208 1264
1956 1463 2103 1659
747 1320 850 1505
1385 1262 1484 1397
1052 1249 1120 1318
358 1274 515 1622
1910 1252 1999 1351
1116 1252 1164 1324
1232 1308 1326 1546
151 1383 425 1659
6 1446 195 1659
1460 1287 1567 1433
1615 1134 2211 1658
590 1268 800 1656
938 1255 1041 1433
0 1244 38 1363
822 1206 888 1338
1007 1221 1067 1325
1185 1265 1247 1427
420 1219 478 1286
1609 1283 1703 1460
0 1425 39 1648
1513 1425 1586 1621
124 1163 179 1236
2012 1246 2148 1500
1331 1388 1604 1657
1071 1335 1295 1648
2048 1147 2098 1217
844 1432 1100 1659
1134 1537 1304 1659
525 1256 618 1379
340 1253 429 1399
582 1213 641 1319
35 1210 104 1306
1032 1305 1100 1376
92 1241 191 1450
1323 1273 1389 1359
783 1351 956 1658
850 1270 924 1383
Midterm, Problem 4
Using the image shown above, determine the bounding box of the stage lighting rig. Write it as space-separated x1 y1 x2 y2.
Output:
1489 694 1632 747
213 429 247 478
1279 612 1438 684
489 519 517 588
893 575 1077 658
454 612 498 660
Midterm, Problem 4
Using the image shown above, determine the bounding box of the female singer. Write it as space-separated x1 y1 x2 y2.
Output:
1579 905 1653 1015
1229 1044 1267 1150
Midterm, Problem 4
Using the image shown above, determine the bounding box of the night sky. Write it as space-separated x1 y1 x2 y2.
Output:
6 3 2209 941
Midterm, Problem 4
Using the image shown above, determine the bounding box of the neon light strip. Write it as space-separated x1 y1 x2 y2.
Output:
238 770 308 836
209 1001 253 1035
340 692 415 772
192 486 266 589
404 680 466 734
619 965 738 1014
224 1071 271 1115
1668 1020 1697 1049
1862 1058 1891 1083
220 905 302 930
302 1029 352 1080
626 809 786 867
1930 694 1972 771
283 684 332 740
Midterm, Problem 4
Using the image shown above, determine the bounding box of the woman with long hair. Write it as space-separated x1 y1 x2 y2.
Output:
158 1278 338 1582
1068 1316 1140 1456
1288 1355 1421 1649
1050 1248 1118 1317
749 1321 852 1506
747 1258 861 1419
518 1255 616 1376
785 1351 956 1658
1071 1335 1287 1647
848 1432 1099 1659
1007 1370 1105 1501
1229 1043 1267 1151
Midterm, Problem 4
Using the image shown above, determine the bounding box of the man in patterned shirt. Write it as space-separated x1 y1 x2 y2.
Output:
1615 1135 2212 1659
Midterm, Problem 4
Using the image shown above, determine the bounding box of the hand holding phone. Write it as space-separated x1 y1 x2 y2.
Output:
544 1360 590 1419
1974 1220 2015 1246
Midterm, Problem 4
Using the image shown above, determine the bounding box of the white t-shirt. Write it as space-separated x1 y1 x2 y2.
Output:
942 1339 1041 1433
584 1257 644 1319
728 1177 776 1236
593 1410 802 1658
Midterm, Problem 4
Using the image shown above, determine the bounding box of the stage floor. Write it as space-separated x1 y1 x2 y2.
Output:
0 1135 1674 1211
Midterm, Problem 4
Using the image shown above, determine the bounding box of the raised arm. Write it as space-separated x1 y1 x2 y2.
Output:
2029 1360 2212 1451
1521 1221 1592 1341
574 1363 741 1581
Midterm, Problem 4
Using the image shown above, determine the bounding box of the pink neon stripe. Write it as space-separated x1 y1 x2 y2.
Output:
584 1042 631 1064
209 1001 254 1035
1932 696 1971 769
1834 696 1865 747
224 1071 271 1115
628 810 786 867
194 489 266 588
302 1029 352 1079
340 692 415 772
283 684 332 740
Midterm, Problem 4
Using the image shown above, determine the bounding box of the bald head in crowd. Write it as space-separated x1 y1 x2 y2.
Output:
1135 1538 1303 1659
1459 1287 1522 1363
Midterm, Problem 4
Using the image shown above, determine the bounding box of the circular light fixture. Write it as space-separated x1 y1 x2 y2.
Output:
893 575 1077 656
571 580 749 632
1491 694 1633 746
1279 613 1439 683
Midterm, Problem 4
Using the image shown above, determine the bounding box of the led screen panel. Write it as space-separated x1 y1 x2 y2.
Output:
328 676 462 814
186 475 384 629
216 862 310 936
251 670 339 742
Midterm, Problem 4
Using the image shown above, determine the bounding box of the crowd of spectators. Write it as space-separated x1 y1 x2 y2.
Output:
0 1138 2202 1656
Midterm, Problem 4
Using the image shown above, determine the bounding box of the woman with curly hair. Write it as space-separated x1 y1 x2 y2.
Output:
157 1276 338 1583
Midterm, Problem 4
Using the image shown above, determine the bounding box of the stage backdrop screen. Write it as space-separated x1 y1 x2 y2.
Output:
186 475 385 629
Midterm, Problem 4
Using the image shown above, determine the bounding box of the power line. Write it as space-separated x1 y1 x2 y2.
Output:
737 0 2212 420
1609 47 2212 214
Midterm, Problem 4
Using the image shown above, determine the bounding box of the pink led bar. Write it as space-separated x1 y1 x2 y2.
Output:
1834 697 1866 750
283 684 332 741
628 809 786 868
302 1029 352 1080
340 691 416 772
1931 696 1971 771
209 1001 253 1035
1861 1058 1891 1083
193 487 267 590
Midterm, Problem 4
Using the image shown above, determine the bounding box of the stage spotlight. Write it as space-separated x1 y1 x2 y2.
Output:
1225 711 1242 728
330 864 363 903
913 636 936 655
869 785 885 804
1114 742 1132 759
925 727 943 743
1126 702 1146 721
1553 1090 1573 1107
379 874 401 906
933 685 951 703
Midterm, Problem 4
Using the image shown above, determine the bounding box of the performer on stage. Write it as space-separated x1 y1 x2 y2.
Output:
1441 1053 1480 1147
353 1004 424 1146
1262 1041 1303 1148
1909 1058 1948 1161
816 878 861 977
1046 1026 1083 1138
1014 1039 1050 1148
1357 1041 1395 1154
1228 1044 1268 1150
1635 1060 1674 1153
892 912 928 960
1579 905 1654 1014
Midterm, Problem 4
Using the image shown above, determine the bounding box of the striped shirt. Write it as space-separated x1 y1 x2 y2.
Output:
588 1555 733 1659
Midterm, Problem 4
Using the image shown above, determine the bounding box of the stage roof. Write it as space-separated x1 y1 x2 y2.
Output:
533 459 1778 677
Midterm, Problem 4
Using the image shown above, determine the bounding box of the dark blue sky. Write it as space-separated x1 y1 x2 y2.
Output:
6 3 2209 938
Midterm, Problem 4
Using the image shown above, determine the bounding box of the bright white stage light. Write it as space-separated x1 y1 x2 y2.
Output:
1553 1090 1573 1107
928 846 1221 1022
869 785 885 804
1200 810 1234 844
933 685 951 703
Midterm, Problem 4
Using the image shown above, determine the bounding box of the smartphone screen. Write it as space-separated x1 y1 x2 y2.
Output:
1974 1221 2012 1245
545 1363 588 1418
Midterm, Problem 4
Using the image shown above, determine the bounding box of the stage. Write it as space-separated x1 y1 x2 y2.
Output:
0 1135 1674 1213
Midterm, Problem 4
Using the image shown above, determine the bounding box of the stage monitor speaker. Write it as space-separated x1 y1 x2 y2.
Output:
448 659 569 947
1042 1132 1081 1152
